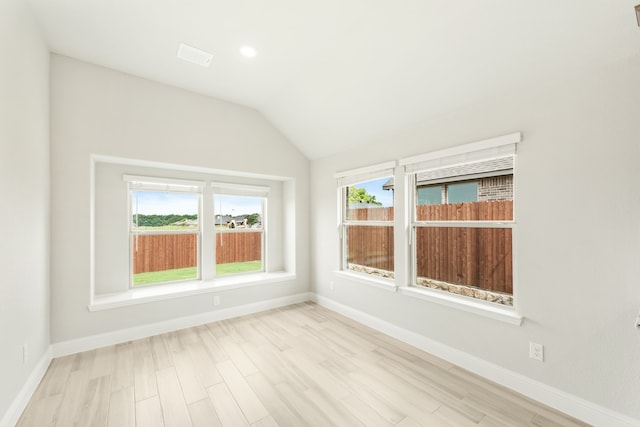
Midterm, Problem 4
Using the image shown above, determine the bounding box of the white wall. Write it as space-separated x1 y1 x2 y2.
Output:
0 0 50 420
50 55 310 343
311 54 640 421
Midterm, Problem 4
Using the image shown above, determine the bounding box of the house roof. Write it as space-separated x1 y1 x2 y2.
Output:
383 157 513 190
25 0 640 159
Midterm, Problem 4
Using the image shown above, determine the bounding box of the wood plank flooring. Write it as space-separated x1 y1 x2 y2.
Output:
17 302 589 427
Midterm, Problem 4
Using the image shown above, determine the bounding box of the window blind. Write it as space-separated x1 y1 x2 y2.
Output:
123 175 204 193
211 182 270 197
401 132 521 175
335 160 396 187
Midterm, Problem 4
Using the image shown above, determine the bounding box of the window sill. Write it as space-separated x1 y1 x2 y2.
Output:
399 285 522 325
333 270 398 293
88 271 296 311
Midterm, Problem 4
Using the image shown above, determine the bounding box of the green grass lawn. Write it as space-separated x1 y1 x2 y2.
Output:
217 260 261 275
133 261 262 286
133 266 197 286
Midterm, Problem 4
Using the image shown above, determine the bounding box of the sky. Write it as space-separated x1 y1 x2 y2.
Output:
132 191 198 215
132 192 263 216
214 195 262 217
354 177 393 207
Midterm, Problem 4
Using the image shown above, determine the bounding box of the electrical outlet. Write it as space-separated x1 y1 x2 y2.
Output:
213 296 220 306
529 342 544 362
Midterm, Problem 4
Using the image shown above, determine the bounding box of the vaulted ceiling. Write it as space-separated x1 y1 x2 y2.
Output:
26 0 640 159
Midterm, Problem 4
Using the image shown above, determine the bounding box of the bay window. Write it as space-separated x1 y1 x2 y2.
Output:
91 157 295 310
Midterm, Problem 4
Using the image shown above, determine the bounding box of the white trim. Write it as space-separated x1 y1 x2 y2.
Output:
399 132 521 167
334 270 398 292
0 348 52 427
59 292 311 357
311 294 640 427
400 285 522 325
89 272 296 311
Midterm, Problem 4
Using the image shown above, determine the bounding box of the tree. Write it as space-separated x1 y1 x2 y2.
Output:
245 213 261 225
348 186 382 206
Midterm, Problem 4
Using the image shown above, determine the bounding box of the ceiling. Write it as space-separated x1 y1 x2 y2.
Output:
26 0 640 159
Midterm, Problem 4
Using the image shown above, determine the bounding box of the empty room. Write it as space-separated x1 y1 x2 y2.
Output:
1 0 640 426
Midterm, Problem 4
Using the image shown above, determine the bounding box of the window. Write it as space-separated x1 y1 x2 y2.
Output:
403 136 518 306
447 181 478 203
124 177 272 287
213 183 269 276
417 186 442 205
417 181 479 205
336 162 395 280
126 176 204 287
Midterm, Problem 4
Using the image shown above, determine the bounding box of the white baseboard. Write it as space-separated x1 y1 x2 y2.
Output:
0 348 52 427
312 294 640 427
52 292 312 357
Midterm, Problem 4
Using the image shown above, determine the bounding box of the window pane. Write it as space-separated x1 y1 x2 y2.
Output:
417 186 442 205
132 234 198 285
415 227 513 305
214 195 263 275
346 177 394 221
131 191 199 230
345 225 394 276
415 175 513 221
130 191 200 286
447 182 478 203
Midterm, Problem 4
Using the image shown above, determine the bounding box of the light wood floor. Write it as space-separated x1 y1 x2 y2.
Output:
18 302 589 427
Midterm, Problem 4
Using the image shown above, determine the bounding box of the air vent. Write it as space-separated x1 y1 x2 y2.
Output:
177 43 213 67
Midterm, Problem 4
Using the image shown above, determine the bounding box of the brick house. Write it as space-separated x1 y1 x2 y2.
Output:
383 156 513 204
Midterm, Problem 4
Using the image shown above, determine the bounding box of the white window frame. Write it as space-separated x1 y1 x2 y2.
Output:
334 161 398 290
400 133 522 325
125 175 204 288
211 182 270 277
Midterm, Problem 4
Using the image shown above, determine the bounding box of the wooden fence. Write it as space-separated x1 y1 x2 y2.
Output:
415 226 512 294
347 206 394 221
416 201 513 221
216 231 262 265
133 231 262 274
347 200 513 293
347 225 394 271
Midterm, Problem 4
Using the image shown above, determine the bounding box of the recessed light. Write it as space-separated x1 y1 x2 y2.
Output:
177 43 213 67
240 46 257 58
